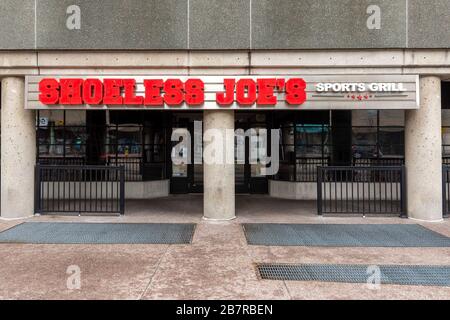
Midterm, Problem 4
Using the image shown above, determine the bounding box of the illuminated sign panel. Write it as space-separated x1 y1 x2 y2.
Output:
25 75 419 110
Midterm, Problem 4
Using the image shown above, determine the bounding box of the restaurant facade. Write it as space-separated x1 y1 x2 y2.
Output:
1 0 450 222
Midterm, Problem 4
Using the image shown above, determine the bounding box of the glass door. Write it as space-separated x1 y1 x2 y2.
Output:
170 127 190 193
235 112 269 194
249 126 269 194
190 120 203 192
170 113 203 194
234 129 249 193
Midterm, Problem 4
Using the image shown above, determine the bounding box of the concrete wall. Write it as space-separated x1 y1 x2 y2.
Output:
1 0 450 50
41 180 169 200
269 180 402 201
125 180 169 199
2 50 450 78
269 180 317 200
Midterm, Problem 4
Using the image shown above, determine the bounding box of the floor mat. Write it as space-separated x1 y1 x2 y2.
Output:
257 263 450 287
0 222 196 244
243 223 450 247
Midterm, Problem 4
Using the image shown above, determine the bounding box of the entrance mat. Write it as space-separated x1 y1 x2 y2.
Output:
0 222 195 244
257 264 450 287
242 224 450 247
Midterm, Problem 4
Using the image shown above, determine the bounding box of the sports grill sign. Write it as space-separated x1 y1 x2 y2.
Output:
25 75 419 110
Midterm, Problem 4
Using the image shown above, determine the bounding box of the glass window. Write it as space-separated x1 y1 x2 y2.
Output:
65 110 85 125
351 111 377 157
106 124 142 180
36 110 168 180
64 126 87 158
352 110 377 126
379 110 404 158
379 128 404 157
379 110 404 126
442 109 450 126
442 110 450 157
296 124 324 157
272 114 332 182
65 111 87 159
352 127 377 159
271 110 405 182
37 110 86 165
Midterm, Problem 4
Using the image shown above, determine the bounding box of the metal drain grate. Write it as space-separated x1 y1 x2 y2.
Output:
0 222 196 244
257 264 450 287
243 223 450 247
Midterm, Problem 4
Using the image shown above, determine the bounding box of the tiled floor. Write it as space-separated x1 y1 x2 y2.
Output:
0 195 449 300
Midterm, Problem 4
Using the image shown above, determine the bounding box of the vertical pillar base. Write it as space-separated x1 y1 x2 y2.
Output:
203 110 235 221
1 77 36 219
405 76 442 221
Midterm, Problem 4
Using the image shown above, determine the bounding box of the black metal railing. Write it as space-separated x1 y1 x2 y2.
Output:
353 157 405 167
317 166 406 216
442 165 450 218
35 165 125 216
106 156 142 181
295 157 330 182
276 157 405 183
37 156 86 166
105 156 166 181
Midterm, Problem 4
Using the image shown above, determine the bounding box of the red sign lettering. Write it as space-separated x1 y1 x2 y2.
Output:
39 78 60 104
216 79 235 106
83 79 103 105
123 79 143 105
143 79 164 106
38 77 307 107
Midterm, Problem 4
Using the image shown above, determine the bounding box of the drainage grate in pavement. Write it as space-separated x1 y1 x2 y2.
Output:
242 223 450 247
0 222 196 244
257 264 450 287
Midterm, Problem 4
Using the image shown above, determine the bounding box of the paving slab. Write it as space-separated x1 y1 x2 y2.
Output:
285 281 450 300
0 195 449 299
0 244 168 300
142 243 289 300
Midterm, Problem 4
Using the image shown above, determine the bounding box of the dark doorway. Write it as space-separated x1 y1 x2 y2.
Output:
169 112 269 194
86 111 106 165
331 111 352 166
234 112 269 194
170 112 203 194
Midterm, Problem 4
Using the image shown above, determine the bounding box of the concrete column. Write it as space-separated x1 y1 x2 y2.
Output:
405 76 442 221
203 110 235 220
1 77 36 219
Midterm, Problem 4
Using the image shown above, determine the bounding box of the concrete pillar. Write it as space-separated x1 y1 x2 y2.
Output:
405 76 442 221
203 110 235 220
1 77 36 219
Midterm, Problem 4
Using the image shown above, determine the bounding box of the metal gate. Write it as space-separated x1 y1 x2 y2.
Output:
35 165 125 216
317 166 406 216
442 165 450 218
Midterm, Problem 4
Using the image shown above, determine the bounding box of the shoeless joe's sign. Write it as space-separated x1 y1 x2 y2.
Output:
25 75 419 110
